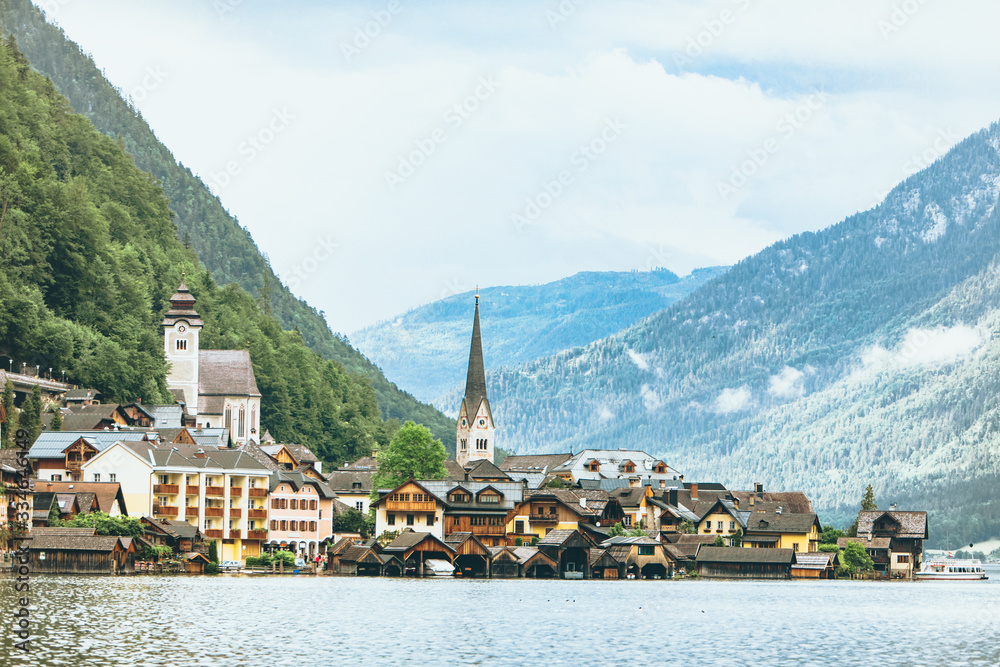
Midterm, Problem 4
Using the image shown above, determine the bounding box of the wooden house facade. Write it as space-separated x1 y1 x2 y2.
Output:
696 546 794 579
28 528 135 575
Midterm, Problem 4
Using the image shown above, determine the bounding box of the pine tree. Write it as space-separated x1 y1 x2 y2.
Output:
861 485 878 511
20 385 43 445
50 408 63 431
1 380 14 447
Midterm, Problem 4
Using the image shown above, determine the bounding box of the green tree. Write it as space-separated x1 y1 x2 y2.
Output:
821 525 845 544
19 385 42 444
729 528 743 547
51 511 143 537
543 477 569 489
208 540 219 564
1 380 14 447
848 485 879 536
49 407 62 431
679 519 696 535
331 507 374 538
608 522 625 537
712 536 726 547
842 541 874 575
371 421 447 493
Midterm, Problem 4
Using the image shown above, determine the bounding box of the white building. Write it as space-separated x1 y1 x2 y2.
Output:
552 450 684 486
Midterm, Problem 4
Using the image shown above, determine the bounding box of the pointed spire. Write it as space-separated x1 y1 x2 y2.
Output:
463 290 487 417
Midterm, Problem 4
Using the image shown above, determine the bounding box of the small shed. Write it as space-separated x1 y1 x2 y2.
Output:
696 546 794 579
182 552 212 574
445 532 492 578
28 528 135 574
792 551 839 579
537 529 594 579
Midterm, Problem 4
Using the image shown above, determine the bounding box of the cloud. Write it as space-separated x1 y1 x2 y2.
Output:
767 366 807 399
713 386 752 414
862 325 982 371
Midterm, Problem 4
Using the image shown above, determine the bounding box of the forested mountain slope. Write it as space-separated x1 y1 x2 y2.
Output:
488 121 1000 546
0 0 454 443
352 268 727 405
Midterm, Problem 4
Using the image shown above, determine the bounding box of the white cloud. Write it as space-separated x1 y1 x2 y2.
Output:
713 386 752 414
862 325 982 371
768 366 806 399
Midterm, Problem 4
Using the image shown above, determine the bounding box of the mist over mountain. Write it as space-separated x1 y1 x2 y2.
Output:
483 121 1000 546
352 268 727 405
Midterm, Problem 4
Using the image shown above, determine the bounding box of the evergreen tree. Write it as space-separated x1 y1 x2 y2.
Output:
1 380 14 447
50 407 62 431
861 485 878 511
19 385 42 444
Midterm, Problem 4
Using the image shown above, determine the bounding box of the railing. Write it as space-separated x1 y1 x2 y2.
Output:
229 530 241 539
153 484 180 495
471 525 506 535
248 509 267 519
248 488 267 498
204 486 224 497
229 487 243 497
185 485 200 495
530 514 559 523
205 530 223 539
152 505 178 517
229 509 242 518
204 508 224 517
246 530 267 540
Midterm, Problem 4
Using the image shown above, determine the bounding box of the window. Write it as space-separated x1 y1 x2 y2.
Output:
717 521 724 531
290 499 298 510
515 521 524 534
387 513 395 526
480 494 499 503
352 482 362 490
355 502 364 511
93 473 101 482
158 475 169 485
460 438 467 451
406 514 415 526
729 521 735 531
238 406 245 439
638 546 654 556
271 498 280 509
309 521 317 531
426 514 435 526
280 520 287 530
271 520 278 530
157 496 168 506
176 339 187 350
224 406 232 432
249 478 257 488
792 543 799 553
897 554 910 564
477 439 487 450
250 404 256 434
109 474 116 482
452 516 460 526
310 500 318 510
623 515 632 527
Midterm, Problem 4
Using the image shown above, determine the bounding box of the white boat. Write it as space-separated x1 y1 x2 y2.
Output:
423 559 456 577
915 559 989 581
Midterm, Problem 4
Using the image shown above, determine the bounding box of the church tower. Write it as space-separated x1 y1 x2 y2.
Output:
456 289 494 467
162 276 203 416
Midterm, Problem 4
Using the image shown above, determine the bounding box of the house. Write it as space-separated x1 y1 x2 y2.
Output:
418 479 524 547
80 440 271 563
333 543 385 576
339 454 378 471
550 449 683 486
597 535 677 579
266 471 337 560
536 529 596 579
499 453 572 489
743 513 822 553
28 430 156 482
64 388 101 407
260 442 324 479
444 531 493 578
35 481 128 516
141 517 206 554
381 530 455 577
837 536 891 575
325 471 374 514
507 489 625 544
181 552 212 574
792 551 839 579
31 491 80 527
846 509 928 578
27 527 135 575
161 278 262 445
372 480 448 539
444 458 511 484
696 546 795 579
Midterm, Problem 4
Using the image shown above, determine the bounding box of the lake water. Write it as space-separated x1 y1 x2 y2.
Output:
3 567 1000 666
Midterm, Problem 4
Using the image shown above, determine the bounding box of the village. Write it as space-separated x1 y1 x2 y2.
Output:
1 282 929 581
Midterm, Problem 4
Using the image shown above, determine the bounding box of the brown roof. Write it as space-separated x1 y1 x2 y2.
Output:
383 530 454 554
341 456 378 471
838 536 892 550
857 511 928 539
697 546 795 564
29 534 123 552
731 491 814 514
325 471 374 493
198 350 261 397
38 482 127 515
745 513 820 535
500 453 573 473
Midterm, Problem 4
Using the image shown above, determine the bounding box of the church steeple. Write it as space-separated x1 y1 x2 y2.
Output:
456 288 494 467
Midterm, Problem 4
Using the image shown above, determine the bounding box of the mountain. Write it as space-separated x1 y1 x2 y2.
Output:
485 121 1000 546
0 0 454 444
0 37 394 465
351 268 727 405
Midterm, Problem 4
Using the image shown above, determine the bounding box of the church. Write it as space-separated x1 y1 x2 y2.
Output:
162 278 262 446
455 290 495 467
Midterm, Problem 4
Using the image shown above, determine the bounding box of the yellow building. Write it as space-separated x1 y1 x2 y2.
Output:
742 513 822 553
507 489 625 543
696 498 746 542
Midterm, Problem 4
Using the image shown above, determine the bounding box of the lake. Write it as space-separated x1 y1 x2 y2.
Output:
3 568 1000 666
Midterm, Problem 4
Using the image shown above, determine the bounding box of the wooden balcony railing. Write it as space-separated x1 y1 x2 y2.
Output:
246 530 267 540
204 486 224 497
471 525 506 536
229 509 242 518
530 514 559 523
229 487 243 497
248 488 267 497
248 509 268 519
152 505 178 517
204 530 223 539
204 507 224 517
229 530 241 539
185 485 200 495
153 484 180 495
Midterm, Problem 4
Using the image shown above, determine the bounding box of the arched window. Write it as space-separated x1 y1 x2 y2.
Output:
250 404 257 434
238 406 246 439
176 339 187 351
224 406 232 431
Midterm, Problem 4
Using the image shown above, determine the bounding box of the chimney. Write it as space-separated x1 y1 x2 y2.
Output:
197 423 203 432
754 482 764 497
749 494 755 507
194 449 206 458
690 483 699 501
659 479 666 489
579 497 587 510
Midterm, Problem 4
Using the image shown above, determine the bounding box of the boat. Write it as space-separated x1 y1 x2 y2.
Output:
423 559 456 577
915 558 989 581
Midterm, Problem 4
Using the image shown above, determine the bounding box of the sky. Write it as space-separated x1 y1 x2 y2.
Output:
39 0 1000 333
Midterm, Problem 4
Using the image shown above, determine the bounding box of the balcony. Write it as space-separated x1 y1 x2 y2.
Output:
204 486 224 497
246 530 267 540
229 487 243 498
248 509 268 519
470 525 506 536
152 505 178 517
153 484 180 495
229 530 241 539
204 529 223 539
248 488 267 498
185 485 200 495
204 507 224 517
229 509 242 518
530 514 559 523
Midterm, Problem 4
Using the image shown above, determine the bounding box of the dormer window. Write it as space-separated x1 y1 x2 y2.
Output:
449 492 471 503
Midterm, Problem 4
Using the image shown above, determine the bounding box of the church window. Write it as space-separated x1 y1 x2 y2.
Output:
225 406 232 431
460 439 467 451
176 339 187 351
250 404 257 434
238 406 246 439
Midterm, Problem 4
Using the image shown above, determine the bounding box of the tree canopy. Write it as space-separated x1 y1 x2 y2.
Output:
371 421 447 492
